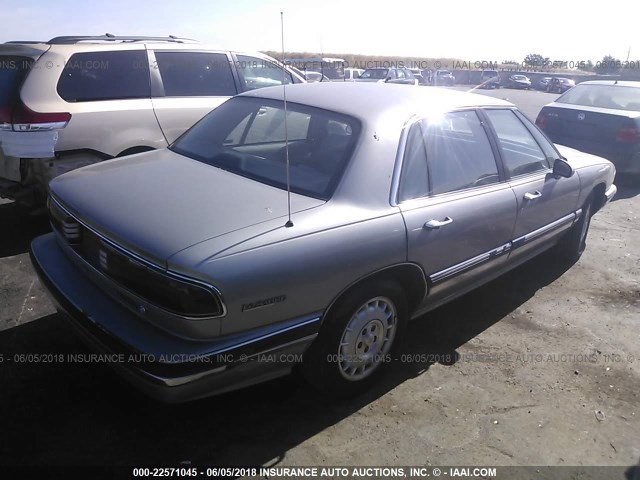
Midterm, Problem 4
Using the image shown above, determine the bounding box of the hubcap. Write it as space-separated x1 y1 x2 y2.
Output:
338 296 397 381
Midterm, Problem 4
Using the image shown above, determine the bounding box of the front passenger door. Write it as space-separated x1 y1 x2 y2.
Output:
482 109 580 262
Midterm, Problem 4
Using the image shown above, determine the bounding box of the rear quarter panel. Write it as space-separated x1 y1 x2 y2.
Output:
168 205 408 336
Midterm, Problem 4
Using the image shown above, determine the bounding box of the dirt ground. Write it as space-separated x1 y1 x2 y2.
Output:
0 90 638 475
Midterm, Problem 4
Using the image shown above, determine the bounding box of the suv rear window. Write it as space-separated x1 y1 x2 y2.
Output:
155 52 237 97
0 56 33 115
57 51 149 102
171 96 360 200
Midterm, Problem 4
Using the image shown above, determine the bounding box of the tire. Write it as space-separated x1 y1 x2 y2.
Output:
301 281 407 397
554 197 593 263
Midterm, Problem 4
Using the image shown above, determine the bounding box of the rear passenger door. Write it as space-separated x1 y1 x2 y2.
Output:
149 50 238 143
397 110 518 308
482 109 580 261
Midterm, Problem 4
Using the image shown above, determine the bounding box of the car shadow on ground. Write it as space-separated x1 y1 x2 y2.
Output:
0 249 575 466
0 201 50 258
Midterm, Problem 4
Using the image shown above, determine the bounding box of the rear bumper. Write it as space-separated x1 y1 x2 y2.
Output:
30 233 320 402
0 129 58 158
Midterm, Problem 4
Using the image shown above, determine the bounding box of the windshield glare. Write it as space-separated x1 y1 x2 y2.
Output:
171 97 360 200
556 84 640 111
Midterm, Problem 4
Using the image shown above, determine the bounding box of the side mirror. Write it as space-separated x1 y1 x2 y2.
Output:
552 158 573 178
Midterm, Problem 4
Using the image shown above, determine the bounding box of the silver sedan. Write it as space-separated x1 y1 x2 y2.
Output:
31 82 617 401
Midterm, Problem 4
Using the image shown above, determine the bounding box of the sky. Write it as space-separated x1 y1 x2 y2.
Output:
0 0 636 64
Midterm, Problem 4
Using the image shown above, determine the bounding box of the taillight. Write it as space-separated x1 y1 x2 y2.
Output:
616 125 640 144
11 101 71 132
535 112 546 130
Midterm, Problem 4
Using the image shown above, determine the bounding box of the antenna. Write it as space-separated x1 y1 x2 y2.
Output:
281 12 293 228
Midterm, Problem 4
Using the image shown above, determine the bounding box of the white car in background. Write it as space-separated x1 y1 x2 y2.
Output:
343 67 364 81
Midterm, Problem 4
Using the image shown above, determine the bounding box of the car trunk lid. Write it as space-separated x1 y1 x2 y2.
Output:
537 103 640 150
49 148 325 267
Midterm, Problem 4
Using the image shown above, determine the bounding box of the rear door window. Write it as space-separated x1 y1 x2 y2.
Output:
426 111 500 195
398 111 500 201
57 50 149 102
155 51 237 97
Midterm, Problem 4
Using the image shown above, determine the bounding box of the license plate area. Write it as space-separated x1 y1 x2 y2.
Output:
0 152 21 182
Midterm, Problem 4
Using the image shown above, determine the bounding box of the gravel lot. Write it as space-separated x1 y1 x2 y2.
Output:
0 88 638 474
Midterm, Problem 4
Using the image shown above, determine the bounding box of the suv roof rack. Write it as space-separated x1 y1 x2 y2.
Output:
47 34 197 44
5 41 47 44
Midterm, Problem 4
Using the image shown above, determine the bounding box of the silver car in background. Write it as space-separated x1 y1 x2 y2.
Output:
30 83 616 402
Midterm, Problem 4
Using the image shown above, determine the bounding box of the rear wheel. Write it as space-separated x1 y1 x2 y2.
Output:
302 281 407 397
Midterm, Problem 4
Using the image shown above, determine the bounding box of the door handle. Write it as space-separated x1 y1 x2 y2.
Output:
524 191 542 200
423 217 453 229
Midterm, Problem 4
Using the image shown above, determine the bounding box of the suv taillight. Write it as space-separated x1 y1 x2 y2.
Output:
11 101 71 131
616 125 640 144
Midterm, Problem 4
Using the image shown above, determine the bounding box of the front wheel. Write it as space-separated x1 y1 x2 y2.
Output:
554 197 592 263
301 281 407 397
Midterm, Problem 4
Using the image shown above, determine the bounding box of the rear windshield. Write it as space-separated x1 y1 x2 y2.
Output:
556 84 640 111
483 70 498 77
170 96 361 200
0 56 32 109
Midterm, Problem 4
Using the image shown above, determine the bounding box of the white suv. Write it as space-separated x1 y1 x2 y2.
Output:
0 34 304 206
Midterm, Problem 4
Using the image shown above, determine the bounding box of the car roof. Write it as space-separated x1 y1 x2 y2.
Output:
240 82 513 124
578 80 640 87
